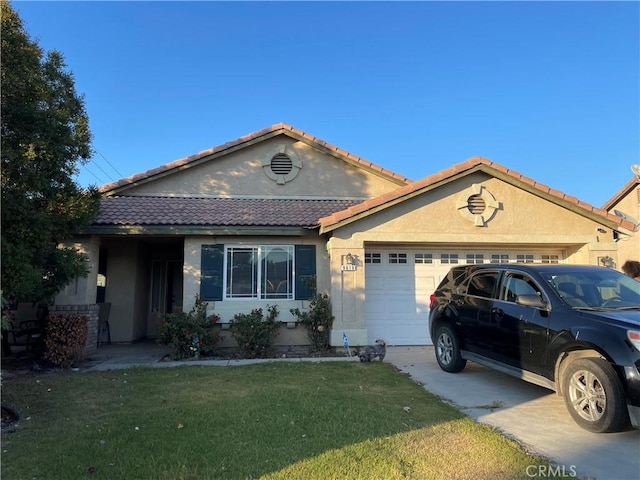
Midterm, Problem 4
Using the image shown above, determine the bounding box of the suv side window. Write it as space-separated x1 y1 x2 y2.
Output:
500 272 541 303
463 271 500 298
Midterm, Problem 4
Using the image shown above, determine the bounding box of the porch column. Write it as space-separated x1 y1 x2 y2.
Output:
55 236 101 306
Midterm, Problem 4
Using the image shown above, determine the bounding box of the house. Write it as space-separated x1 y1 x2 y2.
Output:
55 123 638 349
602 175 640 269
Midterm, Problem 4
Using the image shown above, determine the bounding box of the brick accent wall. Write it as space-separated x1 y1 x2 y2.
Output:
49 304 99 356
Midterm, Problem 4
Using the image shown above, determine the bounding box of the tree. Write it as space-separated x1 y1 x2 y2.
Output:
1 1 101 304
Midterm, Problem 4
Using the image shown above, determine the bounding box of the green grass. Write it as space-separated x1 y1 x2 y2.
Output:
2 362 565 479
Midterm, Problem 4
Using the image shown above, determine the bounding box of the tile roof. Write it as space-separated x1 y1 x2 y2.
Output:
100 123 410 194
319 156 638 233
93 197 364 228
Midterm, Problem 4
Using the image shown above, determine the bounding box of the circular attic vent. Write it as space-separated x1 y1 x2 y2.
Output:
262 144 302 184
456 184 500 227
270 153 293 176
466 194 486 215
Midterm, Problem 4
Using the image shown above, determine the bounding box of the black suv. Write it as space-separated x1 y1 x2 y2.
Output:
428 264 640 433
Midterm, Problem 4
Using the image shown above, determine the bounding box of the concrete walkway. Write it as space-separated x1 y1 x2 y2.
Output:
81 342 640 480
83 341 359 372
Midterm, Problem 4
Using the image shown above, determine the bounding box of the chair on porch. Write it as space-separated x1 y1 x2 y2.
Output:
97 302 112 348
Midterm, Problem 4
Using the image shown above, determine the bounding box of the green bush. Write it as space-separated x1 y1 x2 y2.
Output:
157 294 221 360
230 305 280 358
44 314 88 368
290 290 334 353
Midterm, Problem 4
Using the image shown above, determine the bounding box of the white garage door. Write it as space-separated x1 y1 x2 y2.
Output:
364 249 562 346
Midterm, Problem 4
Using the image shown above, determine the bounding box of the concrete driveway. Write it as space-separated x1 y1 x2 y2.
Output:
385 346 640 480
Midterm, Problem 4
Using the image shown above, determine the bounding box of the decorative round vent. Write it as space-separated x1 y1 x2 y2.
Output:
467 194 486 215
456 184 500 227
263 144 302 184
270 153 293 175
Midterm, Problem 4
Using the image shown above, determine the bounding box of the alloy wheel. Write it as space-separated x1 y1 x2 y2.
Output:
437 333 453 366
568 369 606 422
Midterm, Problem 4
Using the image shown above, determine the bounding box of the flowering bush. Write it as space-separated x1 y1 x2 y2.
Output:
230 305 280 358
290 292 334 352
157 294 221 360
290 276 334 352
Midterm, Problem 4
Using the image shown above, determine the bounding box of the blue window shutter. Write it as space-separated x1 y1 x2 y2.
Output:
201 244 224 301
295 245 316 300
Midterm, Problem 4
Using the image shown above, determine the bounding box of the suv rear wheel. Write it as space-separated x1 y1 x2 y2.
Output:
561 357 630 433
434 325 467 373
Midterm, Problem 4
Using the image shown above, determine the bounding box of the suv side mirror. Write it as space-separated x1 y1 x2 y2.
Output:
516 294 548 309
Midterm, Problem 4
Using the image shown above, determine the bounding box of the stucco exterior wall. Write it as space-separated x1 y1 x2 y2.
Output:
325 173 621 346
132 245 150 340
101 239 144 343
55 236 100 306
606 184 640 271
118 138 401 199
183 235 331 329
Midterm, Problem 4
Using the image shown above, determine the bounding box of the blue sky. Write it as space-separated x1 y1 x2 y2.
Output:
12 1 640 207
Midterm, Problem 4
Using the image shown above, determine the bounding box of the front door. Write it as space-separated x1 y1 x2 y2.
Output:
147 260 183 338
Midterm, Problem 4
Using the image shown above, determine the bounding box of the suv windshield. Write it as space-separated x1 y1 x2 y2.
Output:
542 269 640 309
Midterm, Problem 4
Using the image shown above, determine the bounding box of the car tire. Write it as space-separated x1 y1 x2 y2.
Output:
434 325 467 373
561 357 630 433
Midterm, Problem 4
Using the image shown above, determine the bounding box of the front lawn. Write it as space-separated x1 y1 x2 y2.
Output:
1 362 562 479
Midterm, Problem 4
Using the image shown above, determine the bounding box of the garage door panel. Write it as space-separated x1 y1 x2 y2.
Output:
415 276 437 291
387 298 415 314
367 314 430 345
365 249 562 346
366 276 385 291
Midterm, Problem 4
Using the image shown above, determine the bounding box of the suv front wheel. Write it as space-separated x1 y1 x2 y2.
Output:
561 357 630 433
434 325 467 373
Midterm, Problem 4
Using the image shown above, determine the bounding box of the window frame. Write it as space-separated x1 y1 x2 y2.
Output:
200 244 315 302
498 271 544 303
224 245 295 301
462 270 500 299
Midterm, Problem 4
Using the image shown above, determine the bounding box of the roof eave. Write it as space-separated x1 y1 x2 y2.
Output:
80 225 318 236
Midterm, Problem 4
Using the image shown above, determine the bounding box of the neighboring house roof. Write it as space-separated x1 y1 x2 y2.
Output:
100 123 410 195
319 156 638 234
90 197 363 229
601 176 640 211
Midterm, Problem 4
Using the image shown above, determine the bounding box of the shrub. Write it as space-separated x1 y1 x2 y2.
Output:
157 294 221 360
230 305 280 358
290 291 334 353
44 314 88 368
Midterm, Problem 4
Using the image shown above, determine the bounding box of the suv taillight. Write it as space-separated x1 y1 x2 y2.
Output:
429 293 436 309
628 331 640 352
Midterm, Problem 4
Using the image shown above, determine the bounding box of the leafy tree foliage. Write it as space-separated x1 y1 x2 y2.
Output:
1 1 101 304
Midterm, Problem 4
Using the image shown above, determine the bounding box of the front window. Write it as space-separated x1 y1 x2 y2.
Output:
226 246 293 300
